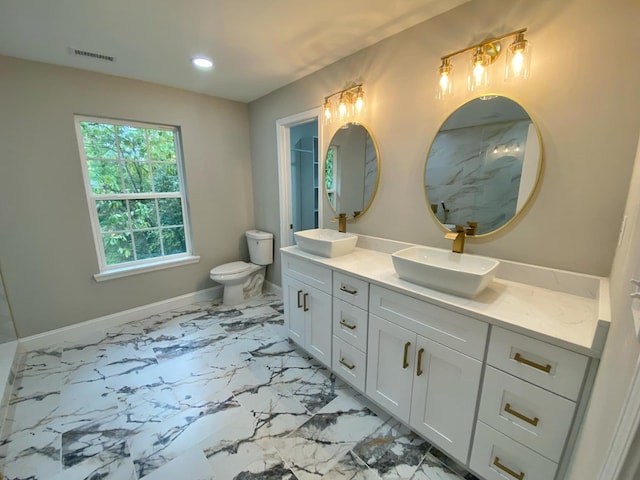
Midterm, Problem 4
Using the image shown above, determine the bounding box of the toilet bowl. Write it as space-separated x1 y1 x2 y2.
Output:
210 230 273 306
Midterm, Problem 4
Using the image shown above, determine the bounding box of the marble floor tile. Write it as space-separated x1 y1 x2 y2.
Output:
11 347 62 402
322 451 381 480
141 448 214 480
353 420 431 480
275 392 389 480
409 450 467 480
128 388 242 478
0 294 477 480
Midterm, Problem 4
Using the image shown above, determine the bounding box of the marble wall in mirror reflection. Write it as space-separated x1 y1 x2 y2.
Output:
426 119 537 234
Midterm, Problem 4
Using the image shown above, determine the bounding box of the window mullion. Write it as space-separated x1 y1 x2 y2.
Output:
92 192 181 201
155 198 165 256
126 198 138 261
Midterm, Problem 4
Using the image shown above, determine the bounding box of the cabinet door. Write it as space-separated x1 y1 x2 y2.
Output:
283 276 305 345
305 286 332 368
366 314 415 423
409 335 482 464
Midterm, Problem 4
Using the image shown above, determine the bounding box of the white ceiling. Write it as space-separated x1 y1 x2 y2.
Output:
0 0 468 102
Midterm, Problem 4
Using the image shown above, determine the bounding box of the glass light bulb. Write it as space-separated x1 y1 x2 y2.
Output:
338 97 348 120
512 50 524 76
439 73 450 92
505 34 531 80
473 63 485 85
355 96 364 113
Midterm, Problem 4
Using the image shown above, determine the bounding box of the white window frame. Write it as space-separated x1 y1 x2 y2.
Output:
75 115 199 281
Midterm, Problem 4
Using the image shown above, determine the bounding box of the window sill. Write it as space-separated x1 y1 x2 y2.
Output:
94 255 201 282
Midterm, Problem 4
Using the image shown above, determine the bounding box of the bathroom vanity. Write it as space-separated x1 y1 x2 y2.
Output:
281 235 610 480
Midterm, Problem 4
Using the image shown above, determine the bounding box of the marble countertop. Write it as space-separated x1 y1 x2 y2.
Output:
281 235 610 358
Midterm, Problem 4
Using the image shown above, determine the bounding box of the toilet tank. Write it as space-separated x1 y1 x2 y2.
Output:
246 230 273 265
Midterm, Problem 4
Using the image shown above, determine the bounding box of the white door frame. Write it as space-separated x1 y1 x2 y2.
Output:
276 107 322 248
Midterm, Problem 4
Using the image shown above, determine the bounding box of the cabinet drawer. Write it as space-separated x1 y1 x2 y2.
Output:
487 327 589 400
369 285 488 359
479 366 576 462
333 298 368 352
332 336 366 392
333 272 369 310
281 254 332 294
470 422 558 480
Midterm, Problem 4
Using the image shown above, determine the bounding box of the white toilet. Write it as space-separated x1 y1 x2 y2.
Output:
210 230 273 306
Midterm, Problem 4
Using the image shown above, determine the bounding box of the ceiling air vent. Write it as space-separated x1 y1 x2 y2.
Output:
67 47 116 63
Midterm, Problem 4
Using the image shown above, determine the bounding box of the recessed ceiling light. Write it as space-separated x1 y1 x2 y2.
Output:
191 56 213 69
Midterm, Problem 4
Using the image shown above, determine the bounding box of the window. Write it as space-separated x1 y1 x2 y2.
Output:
325 145 338 209
75 116 196 279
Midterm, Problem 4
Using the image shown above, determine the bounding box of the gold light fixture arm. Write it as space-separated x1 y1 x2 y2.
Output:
323 83 363 104
440 28 527 62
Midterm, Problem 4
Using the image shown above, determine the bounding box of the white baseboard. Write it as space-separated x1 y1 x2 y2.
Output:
264 280 282 298
19 286 222 351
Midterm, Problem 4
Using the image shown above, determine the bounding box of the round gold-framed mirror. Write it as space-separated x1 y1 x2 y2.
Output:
424 95 542 236
324 122 380 219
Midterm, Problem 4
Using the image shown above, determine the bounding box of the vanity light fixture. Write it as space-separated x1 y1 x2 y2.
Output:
436 28 531 98
323 84 365 125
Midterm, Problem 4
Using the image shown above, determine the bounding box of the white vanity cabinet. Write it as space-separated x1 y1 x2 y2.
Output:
281 243 607 480
470 327 590 480
332 272 369 391
282 255 332 367
366 285 488 464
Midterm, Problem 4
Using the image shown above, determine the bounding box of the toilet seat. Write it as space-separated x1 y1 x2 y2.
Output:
210 261 251 276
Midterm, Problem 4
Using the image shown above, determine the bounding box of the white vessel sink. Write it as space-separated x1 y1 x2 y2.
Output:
294 229 358 258
392 246 499 298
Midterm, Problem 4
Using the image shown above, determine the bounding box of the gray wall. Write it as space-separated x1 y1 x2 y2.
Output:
0 55 255 337
0 269 17 343
567 133 640 479
249 0 640 285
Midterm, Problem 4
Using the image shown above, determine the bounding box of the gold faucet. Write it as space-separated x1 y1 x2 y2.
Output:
444 222 477 253
335 213 347 233
445 226 466 253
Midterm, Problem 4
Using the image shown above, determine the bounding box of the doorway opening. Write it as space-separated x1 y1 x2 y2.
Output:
276 108 322 248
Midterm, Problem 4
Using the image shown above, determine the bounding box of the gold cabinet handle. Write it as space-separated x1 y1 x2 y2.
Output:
339 319 357 330
504 403 540 427
493 457 525 480
303 292 309 312
416 348 425 376
339 358 355 370
340 285 358 295
297 289 303 308
403 342 411 369
514 352 552 373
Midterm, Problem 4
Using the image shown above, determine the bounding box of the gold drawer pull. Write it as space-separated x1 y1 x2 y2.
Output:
303 292 309 312
339 319 357 330
514 352 552 373
339 358 355 370
403 342 411 369
340 285 358 295
416 348 425 376
297 289 303 308
504 403 540 427
493 457 525 480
